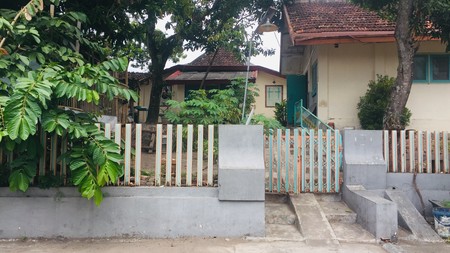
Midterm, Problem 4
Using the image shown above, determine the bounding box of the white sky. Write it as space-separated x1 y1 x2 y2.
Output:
166 31 281 71
129 17 281 72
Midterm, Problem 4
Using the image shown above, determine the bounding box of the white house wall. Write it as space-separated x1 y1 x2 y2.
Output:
253 71 287 118
315 41 450 131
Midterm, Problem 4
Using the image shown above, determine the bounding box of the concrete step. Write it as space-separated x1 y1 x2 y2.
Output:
265 224 305 241
289 193 339 245
385 190 442 242
318 201 357 224
265 194 302 239
265 203 296 225
329 222 377 243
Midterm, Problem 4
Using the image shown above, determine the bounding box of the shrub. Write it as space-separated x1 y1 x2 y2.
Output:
251 114 283 135
357 75 411 130
274 100 287 127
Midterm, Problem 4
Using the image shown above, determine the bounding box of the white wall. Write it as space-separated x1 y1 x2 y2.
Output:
253 71 287 118
315 41 450 131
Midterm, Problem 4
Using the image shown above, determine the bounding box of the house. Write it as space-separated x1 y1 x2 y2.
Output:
281 0 450 131
136 48 286 123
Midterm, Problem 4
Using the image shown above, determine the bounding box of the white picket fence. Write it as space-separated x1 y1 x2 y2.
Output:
103 123 217 187
383 130 450 173
5 123 218 187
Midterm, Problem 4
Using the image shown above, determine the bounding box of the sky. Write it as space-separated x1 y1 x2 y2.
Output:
165 31 281 71
129 18 281 73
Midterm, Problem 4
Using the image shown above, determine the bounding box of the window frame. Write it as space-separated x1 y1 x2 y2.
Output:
430 54 450 83
412 55 429 83
413 53 450 84
265 85 283 108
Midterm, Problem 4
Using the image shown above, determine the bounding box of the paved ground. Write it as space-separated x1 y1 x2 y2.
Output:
0 237 389 253
1 193 449 252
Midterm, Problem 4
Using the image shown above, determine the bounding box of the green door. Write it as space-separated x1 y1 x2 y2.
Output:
287 75 307 125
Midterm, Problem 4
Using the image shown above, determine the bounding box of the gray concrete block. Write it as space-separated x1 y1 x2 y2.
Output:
343 185 397 239
0 187 265 239
218 125 265 201
343 130 387 189
387 173 450 217
385 190 442 242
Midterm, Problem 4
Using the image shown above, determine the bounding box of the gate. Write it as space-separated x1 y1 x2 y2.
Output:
265 128 342 194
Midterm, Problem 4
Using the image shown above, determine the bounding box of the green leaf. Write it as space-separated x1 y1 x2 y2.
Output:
104 160 121 182
93 188 103 206
42 111 71 135
18 55 30 66
16 63 25 72
92 146 106 166
5 96 41 140
36 53 45 64
71 167 89 185
9 170 30 192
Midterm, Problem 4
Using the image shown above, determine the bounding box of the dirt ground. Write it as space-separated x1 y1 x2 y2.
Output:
134 152 218 187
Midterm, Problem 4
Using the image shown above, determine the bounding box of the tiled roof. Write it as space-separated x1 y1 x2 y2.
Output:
165 70 257 84
287 2 395 34
117 72 151 81
188 48 245 67
285 2 395 45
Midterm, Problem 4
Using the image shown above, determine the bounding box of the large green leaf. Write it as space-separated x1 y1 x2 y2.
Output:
42 110 71 135
9 170 30 192
8 159 36 192
5 96 41 140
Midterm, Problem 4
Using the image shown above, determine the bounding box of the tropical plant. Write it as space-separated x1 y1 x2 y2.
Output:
165 78 257 125
0 0 137 205
357 75 411 130
274 100 287 127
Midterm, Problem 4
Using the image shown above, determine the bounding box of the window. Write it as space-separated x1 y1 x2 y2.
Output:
431 55 449 81
265 85 283 107
413 55 427 81
413 54 450 83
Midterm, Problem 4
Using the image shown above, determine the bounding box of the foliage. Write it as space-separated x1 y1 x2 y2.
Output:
121 0 287 123
165 78 257 125
274 100 287 127
352 0 450 129
251 114 283 134
0 1 137 205
357 75 411 130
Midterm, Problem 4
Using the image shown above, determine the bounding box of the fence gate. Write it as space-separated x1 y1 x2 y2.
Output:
265 128 342 194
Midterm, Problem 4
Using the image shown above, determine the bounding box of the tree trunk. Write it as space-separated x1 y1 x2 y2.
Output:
383 0 417 130
146 71 164 123
199 48 219 89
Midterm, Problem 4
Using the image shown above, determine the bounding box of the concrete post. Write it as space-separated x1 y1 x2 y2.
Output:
218 125 265 201
342 130 387 189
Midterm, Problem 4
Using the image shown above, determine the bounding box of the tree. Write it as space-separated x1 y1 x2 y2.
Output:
353 0 450 130
0 0 137 205
32 1 285 124
125 0 283 123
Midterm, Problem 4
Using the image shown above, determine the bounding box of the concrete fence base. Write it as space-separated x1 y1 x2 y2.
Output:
0 125 266 239
0 187 264 239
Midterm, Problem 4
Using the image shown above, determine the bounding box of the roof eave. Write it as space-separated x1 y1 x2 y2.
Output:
293 32 396 45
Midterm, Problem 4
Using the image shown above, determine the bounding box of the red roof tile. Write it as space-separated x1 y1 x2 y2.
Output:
188 48 245 67
285 2 395 45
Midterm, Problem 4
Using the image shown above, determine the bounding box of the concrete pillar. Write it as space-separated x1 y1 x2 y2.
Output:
218 125 265 201
342 130 387 189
